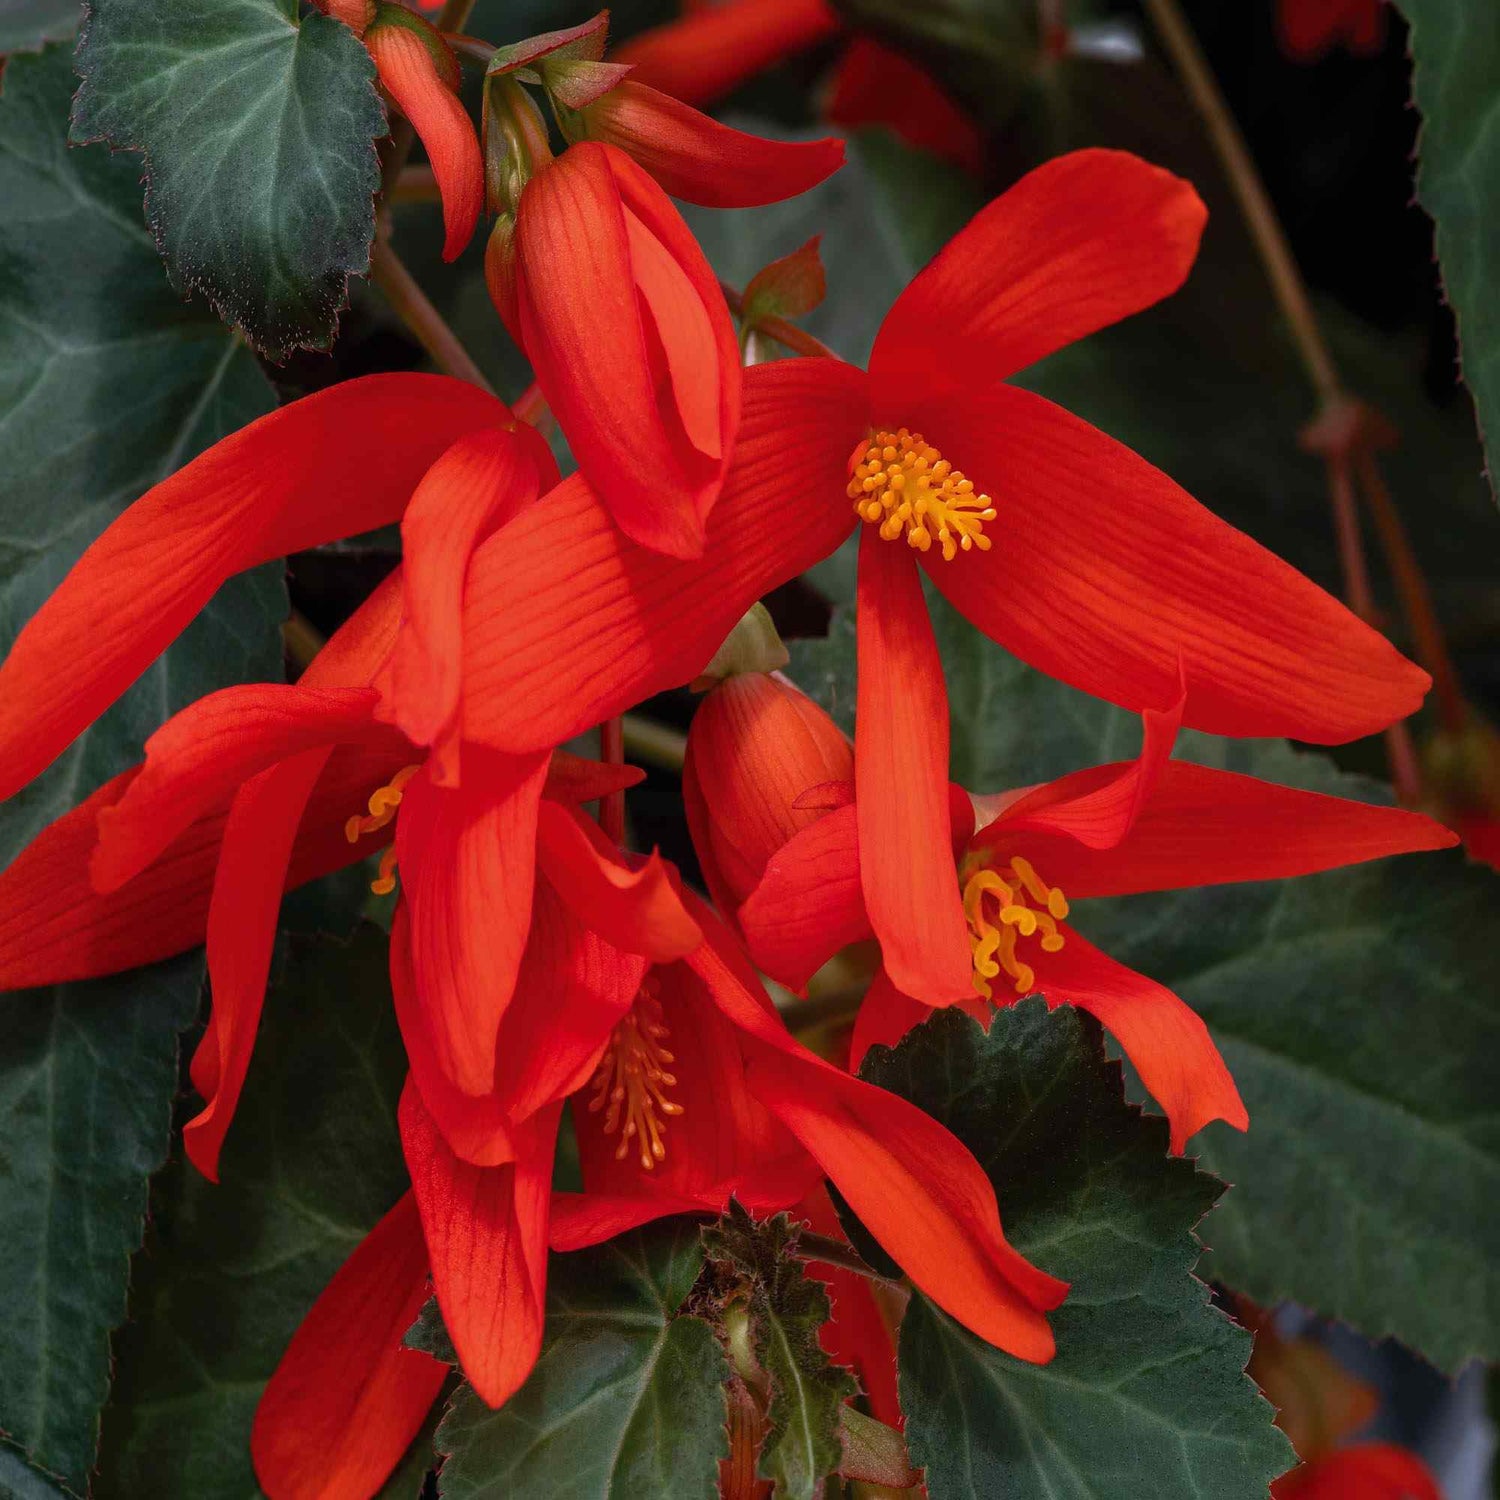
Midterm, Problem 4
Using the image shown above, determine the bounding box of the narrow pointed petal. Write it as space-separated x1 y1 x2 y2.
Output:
868 149 1206 400
459 357 866 753
542 749 647 806
856 535 973 1003
401 1081 559 1409
397 750 550 1096
1035 931 1247 1153
613 0 840 108
535 801 701 961
1002 761 1458 900
848 966 935 1075
581 81 844 208
0 740 410 993
516 143 739 557
548 1189 718 1251
738 803 872 991
686 924 1067 1360
973 692 1184 858
251 1192 446 1500
382 428 552 782
390 904 516 1168
91 685 390 893
185 748 333 1182
366 21 482 260
913 384 1429 742
0 374 506 799
826 37 982 174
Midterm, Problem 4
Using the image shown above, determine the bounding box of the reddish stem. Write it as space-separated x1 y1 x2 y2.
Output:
369 237 495 393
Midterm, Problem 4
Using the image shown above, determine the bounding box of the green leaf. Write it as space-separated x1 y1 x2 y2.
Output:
860 1001 1291 1499
0 0 78 54
0 44 285 1495
1397 0 1500 499
436 1219 728 1499
96 928 413 1498
71 0 386 359
793 606 1500 1369
703 1202 856 1499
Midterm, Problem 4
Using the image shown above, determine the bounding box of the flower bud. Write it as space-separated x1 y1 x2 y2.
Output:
506 141 740 559
683 672 853 919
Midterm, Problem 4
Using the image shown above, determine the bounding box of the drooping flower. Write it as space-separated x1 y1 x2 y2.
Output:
446 150 1432 1005
1276 0 1387 63
616 0 984 172
390 822 1066 1413
739 694 1456 1152
482 13 845 556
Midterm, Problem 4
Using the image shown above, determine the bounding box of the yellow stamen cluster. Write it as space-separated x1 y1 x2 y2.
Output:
847 429 996 562
962 855 1069 1000
588 979 684 1171
344 764 421 895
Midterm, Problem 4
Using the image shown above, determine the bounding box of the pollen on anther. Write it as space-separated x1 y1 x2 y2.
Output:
588 979 684 1171
846 428 997 562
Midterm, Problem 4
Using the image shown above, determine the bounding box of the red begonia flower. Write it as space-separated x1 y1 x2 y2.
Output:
1272 1443 1443 1500
508 141 742 558
457 151 1429 1002
250 1192 447 1500
614 0 840 108
825 35 984 174
742 701 1456 1153
682 670 853 919
1276 0 1387 63
364 6 483 260
0 373 518 801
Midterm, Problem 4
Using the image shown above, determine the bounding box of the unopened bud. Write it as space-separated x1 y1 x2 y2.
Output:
683 670 853 919
484 213 519 334
483 74 553 218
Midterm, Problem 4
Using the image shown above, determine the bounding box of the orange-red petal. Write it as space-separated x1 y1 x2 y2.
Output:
400 1080 559 1408
0 374 506 799
381 428 552 783
1273 1442 1442 1500
1000 760 1457 900
912 383 1429 742
515 142 739 558
1033 931 1247 1154
251 1191 446 1500
581 80 844 208
738 802 871 991
366 19 482 260
458 357 865 753
847 965 934 1075
855 534 973 1004
396 749 550 1096
868 149 1206 400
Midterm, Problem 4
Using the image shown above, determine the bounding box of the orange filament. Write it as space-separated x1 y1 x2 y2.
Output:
962 855 1069 1000
344 764 421 895
847 428 996 562
587 979 684 1171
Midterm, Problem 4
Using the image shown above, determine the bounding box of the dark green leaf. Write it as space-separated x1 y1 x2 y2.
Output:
0 0 78 54
96 928 413 1498
0 44 284 1494
703 1202 856 1499
71 0 386 359
794 606 1500 1369
1397 0 1500 499
404 1296 458 1366
861 1001 1290 1499
436 1219 728 1499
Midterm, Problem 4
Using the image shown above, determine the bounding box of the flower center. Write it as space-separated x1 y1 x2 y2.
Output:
344 763 421 895
588 978 684 1171
962 856 1069 1000
847 428 996 562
